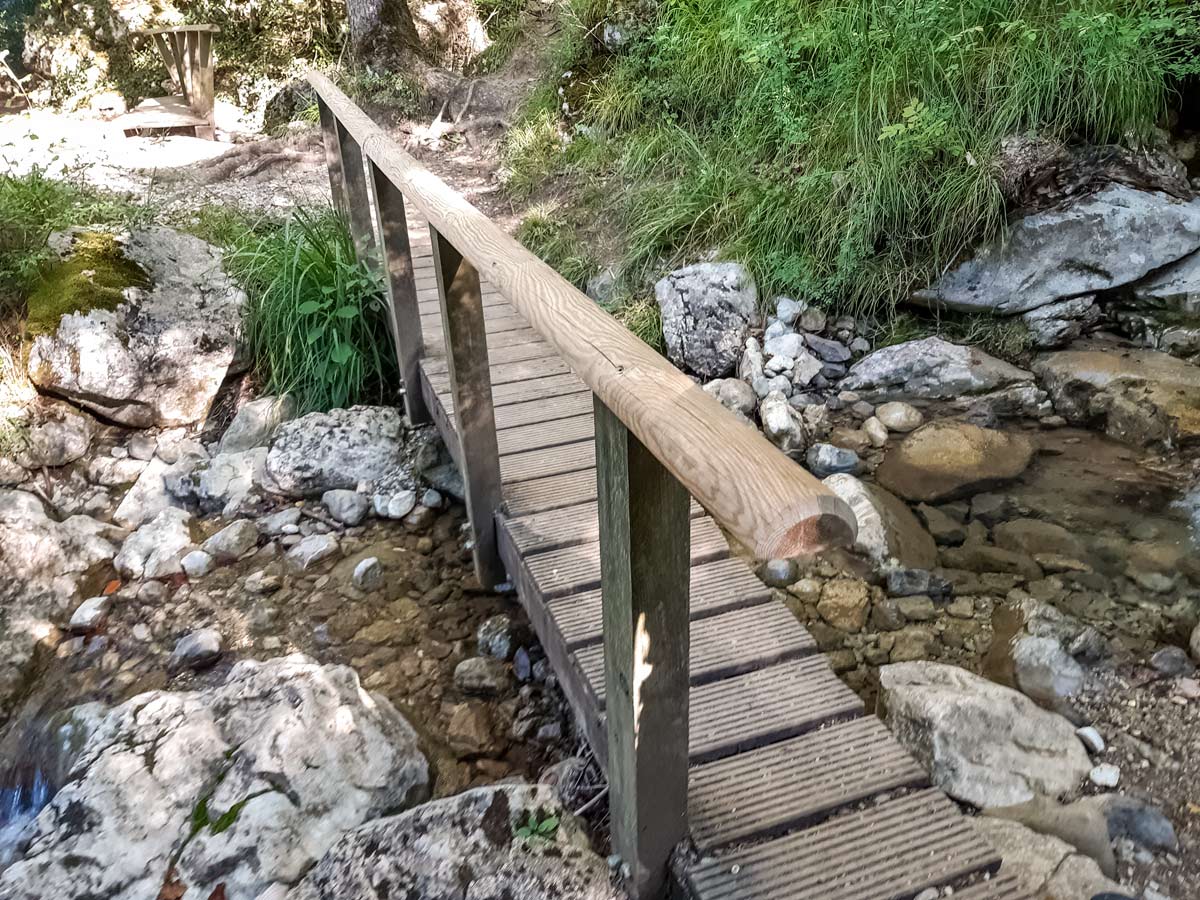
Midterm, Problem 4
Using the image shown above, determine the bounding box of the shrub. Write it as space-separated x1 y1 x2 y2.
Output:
510 0 1200 316
226 208 398 414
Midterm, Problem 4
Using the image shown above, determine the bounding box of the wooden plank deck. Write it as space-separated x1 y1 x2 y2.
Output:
407 217 1025 900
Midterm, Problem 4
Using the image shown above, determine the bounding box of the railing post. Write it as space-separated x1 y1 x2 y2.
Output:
316 98 348 214
594 396 691 900
335 122 378 259
430 226 505 588
370 161 429 425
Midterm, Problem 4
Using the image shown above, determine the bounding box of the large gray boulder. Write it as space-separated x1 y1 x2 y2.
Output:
288 784 621 900
916 185 1200 315
1131 247 1200 307
879 661 1092 809
27 227 246 428
840 337 1032 401
655 262 759 379
0 655 429 900
266 406 410 497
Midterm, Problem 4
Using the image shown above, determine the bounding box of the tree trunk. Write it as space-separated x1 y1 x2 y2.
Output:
346 0 423 68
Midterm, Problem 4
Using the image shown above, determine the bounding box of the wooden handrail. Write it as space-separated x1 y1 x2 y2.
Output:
306 71 856 560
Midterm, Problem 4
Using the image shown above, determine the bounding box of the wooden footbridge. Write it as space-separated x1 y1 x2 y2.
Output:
307 74 1028 900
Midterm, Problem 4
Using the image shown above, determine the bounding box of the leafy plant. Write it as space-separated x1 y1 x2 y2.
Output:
226 208 398 414
514 809 560 842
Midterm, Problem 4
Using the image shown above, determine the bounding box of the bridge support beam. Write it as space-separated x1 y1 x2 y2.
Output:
431 226 506 589
594 397 691 900
316 97 348 214
335 122 377 259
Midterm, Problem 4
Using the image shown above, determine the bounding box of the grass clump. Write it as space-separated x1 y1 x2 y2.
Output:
25 231 150 335
226 208 398 415
510 0 1199 317
516 204 596 285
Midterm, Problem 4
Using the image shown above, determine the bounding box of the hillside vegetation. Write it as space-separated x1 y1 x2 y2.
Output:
506 0 1200 318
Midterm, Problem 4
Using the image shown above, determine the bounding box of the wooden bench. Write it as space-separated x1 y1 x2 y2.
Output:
116 25 218 140
305 73 1028 900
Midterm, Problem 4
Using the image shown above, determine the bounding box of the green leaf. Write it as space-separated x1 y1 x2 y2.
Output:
334 305 359 319
306 325 325 345
537 816 559 834
297 299 323 315
330 344 353 365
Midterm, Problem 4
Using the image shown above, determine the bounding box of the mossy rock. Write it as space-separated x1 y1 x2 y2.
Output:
25 231 151 336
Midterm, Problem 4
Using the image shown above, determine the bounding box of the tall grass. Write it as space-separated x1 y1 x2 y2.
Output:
511 0 1199 316
226 209 398 414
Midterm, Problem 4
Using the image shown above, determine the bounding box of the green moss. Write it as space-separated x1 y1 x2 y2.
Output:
25 232 150 336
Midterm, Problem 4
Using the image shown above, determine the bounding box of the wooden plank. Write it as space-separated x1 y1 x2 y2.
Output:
497 414 594 458
116 96 208 129
371 161 428 424
431 227 504 588
423 339 557 371
687 716 929 851
427 371 589 408
308 72 857 560
420 305 520 326
524 517 730 600
544 556 772 650
422 325 549 356
594 397 690 900
429 354 570 389
578 604 817 701
683 657 863 763
683 790 1000 900
450 390 593 430
500 438 594 484
504 468 597 516
504 496 703 556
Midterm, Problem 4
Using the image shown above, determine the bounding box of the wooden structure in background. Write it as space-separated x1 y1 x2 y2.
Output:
116 25 218 139
307 72 1030 900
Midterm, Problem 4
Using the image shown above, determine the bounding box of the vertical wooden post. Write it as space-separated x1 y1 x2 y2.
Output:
594 397 691 900
335 122 378 260
430 226 505 588
192 30 215 140
370 161 429 425
317 98 348 214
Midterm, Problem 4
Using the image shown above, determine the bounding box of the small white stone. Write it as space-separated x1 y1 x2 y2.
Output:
1089 763 1120 788
181 549 214 578
420 488 443 509
353 557 384 591
875 401 924 433
131 623 152 641
863 417 889 448
385 490 417 520
70 596 112 633
1075 725 1106 754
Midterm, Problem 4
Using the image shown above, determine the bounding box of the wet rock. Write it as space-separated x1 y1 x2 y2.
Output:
703 377 757 419
114 507 194 580
267 406 410 497
1086 794 1178 852
0 655 429 900
288 784 620 900
220 394 295 453
817 578 870 632
875 401 924 433
915 504 967 546
168 627 223 671
323 489 370 526
201 518 259 561
655 262 758 379
1033 347 1200 446
454 657 512 697
940 545 1042 581
759 390 809 457
69 595 111 633
287 534 340 570
1011 635 1084 703
16 400 95 468
879 661 1092 808
971 818 1126 900
805 443 860 478
759 558 799 588
994 518 1085 561
1149 646 1193 677
917 185 1200 315
841 337 1033 401
181 549 213 578
984 794 1116 877
27 227 245 427
352 557 383 592
886 568 951 602
823 474 937 569
876 421 1035 503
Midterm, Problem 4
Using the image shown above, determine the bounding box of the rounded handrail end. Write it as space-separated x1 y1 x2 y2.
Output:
757 493 858 560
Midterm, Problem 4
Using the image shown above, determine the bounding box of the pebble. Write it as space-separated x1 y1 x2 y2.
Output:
259 506 302 536
1174 677 1200 700
1149 645 1194 677
168 628 223 672
875 401 923 433
69 596 112 633
1075 725 1106 754
322 489 370 526
849 400 875 419
454 656 512 696
420 488 443 509
127 433 157 460
131 623 152 642
352 557 384 591
181 549 214 578
760 558 799 588
1089 763 1121 788
776 296 804 325
202 519 259 561
863 417 889 447
385 490 418 520
287 533 340 570
804 334 851 363
805 443 860 478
